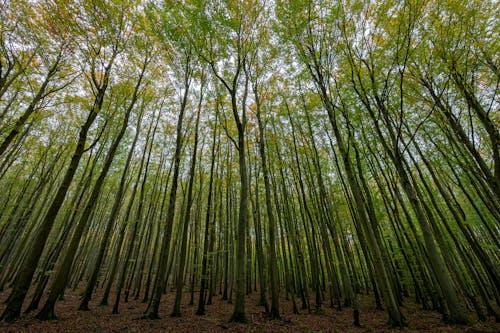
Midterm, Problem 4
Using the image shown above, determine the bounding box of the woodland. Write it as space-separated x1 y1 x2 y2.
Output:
0 0 499 332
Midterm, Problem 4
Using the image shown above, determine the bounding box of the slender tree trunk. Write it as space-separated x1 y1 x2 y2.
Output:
254 83 280 319
172 82 203 316
143 55 191 319
196 111 219 315
36 64 141 320
0 67 110 321
79 97 145 310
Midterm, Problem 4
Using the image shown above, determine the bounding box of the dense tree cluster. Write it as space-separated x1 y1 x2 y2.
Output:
0 0 498 328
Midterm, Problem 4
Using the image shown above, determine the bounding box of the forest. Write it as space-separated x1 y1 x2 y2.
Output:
0 0 499 332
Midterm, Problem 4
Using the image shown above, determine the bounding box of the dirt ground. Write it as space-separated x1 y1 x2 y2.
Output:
0 287 498 332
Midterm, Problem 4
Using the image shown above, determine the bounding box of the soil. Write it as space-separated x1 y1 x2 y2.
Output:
0 287 498 332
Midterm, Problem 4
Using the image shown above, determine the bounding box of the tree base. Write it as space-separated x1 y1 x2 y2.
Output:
170 310 181 317
142 311 160 320
353 309 361 327
1 307 21 322
78 302 90 311
35 304 57 321
268 309 281 320
230 311 246 323
443 314 469 325
387 315 408 328
313 308 324 315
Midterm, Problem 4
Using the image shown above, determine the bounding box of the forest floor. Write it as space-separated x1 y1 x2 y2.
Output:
0 287 498 333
